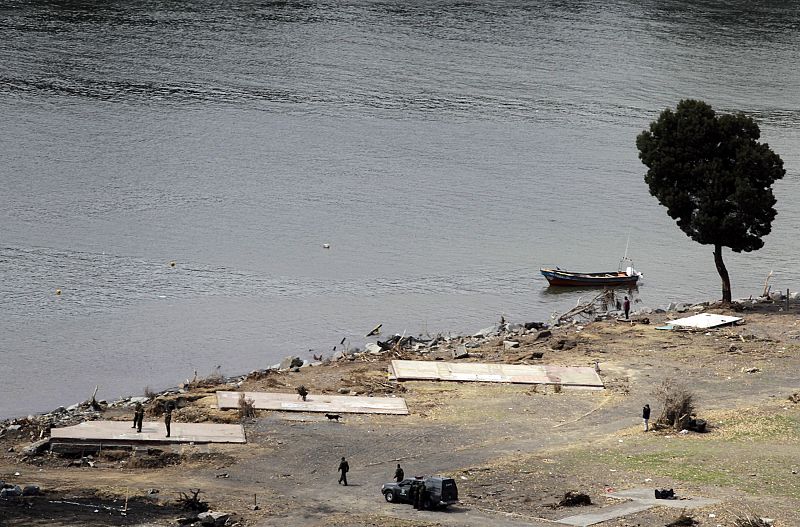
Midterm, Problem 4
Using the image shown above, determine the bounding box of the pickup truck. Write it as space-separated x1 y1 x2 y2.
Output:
381 476 458 509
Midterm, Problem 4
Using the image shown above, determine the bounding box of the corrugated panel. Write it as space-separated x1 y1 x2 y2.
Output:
50 420 246 443
668 313 742 329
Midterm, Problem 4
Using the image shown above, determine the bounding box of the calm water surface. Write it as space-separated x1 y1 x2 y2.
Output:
1 0 799 417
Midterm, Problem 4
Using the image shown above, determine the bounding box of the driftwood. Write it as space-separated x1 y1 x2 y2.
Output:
88 385 103 411
176 489 208 512
762 270 773 298
555 290 617 324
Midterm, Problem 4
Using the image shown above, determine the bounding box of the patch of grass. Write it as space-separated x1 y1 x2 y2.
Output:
713 411 800 442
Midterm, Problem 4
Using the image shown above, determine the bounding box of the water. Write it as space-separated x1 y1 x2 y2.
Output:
1 0 799 418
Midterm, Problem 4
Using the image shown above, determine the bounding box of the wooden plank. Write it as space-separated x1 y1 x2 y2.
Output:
50 421 246 444
389 360 604 388
216 391 409 415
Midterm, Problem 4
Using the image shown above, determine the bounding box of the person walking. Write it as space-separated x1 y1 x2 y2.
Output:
338 456 349 486
164 405 173 438
394 463 404 482
623 296 631 320
642 403 651 432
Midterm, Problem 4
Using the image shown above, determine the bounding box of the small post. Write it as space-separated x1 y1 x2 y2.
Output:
124 487 129 512
787 288 790 310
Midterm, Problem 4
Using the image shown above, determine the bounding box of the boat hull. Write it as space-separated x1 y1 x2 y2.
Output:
540 268 640 287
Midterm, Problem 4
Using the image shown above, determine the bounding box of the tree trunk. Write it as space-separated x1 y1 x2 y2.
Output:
714 244 732 303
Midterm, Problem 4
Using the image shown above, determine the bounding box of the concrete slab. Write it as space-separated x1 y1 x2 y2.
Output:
216 391 409 415
609 487 720 508
668 313 742 329
50 420 245 444
556 487 721 526
388 360 604 388
557 502 653 526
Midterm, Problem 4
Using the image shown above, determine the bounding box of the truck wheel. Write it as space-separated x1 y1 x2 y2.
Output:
384 491 395 502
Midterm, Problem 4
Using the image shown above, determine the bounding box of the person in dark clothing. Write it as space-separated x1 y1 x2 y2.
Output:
412 481 421 509
642 403 651 432
623 296 631 319
297 385 309 402
135 403 145 433
132 403 139 429
394 464 404 482
338 457 349 485
419 483 429 510
164 406 173 437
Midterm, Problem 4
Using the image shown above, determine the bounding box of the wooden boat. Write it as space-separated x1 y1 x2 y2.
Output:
540 259 642 287
540 268 640 287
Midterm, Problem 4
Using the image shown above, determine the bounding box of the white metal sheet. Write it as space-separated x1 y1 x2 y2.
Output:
668 313 742 329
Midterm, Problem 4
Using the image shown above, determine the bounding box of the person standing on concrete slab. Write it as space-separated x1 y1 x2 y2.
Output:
135 403 145 433
623 296 631 319
394 464 404 482
164 405 173 438
338 457 349 485
642 403 651 432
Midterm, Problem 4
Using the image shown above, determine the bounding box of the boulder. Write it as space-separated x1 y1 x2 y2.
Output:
503 340 520 350
22 438 50 456
769 291 784 301
197 511 230 526
525 321 547 331
452 345 469 359
22 485 40 496
507 323 524 334
535 329 552 340
464 341 481 349
0 485 22 498
365 343 383 355
551 339 577 351
279 356 303 370
473 325 498 338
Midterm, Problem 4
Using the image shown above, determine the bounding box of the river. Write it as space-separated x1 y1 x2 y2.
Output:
1 0 798 418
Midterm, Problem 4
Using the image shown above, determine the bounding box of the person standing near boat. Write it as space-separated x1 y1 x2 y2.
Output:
623 296 631 319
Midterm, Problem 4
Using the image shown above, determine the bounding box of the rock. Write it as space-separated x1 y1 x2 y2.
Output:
690 304 705 312
365 343 383 355
6 424 22 432
473 325 497 338
452 345 469 359
22 438 50 456
666 302 677 311
675 303 688 313
337 388 350 394
279 356 303 370
769 291 784 301
507 323 524 334
464 341 481 349
743 367 761 374
551 339 577 351
197 511 231 526
653 308 666 314
22 485 40 496
524 321 547 331
503 340 520 350
0 485 22 498
535 330 552 340
530 351 544 359
790 292 800 301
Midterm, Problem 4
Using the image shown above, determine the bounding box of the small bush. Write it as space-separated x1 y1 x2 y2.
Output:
653 378 696 430
238 393 256 419
143 386 155 398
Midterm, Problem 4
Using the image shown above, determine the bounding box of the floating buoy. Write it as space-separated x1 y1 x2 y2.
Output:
169 261 176 267
55 289 62 296
322 243 331 249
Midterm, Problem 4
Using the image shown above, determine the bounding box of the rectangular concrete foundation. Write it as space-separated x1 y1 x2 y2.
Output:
216 391 409 415
50 420 246 444
389 360 604 388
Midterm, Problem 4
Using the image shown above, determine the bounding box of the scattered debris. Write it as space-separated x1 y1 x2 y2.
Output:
557 490 592 507
666 511 698 526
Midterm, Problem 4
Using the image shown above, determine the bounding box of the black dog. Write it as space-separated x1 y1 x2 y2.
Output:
325 413 341 422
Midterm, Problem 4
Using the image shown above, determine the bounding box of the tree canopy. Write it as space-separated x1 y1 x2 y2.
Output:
636 99 785 302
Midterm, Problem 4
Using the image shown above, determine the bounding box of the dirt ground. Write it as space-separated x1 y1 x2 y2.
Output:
2 301 800 527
